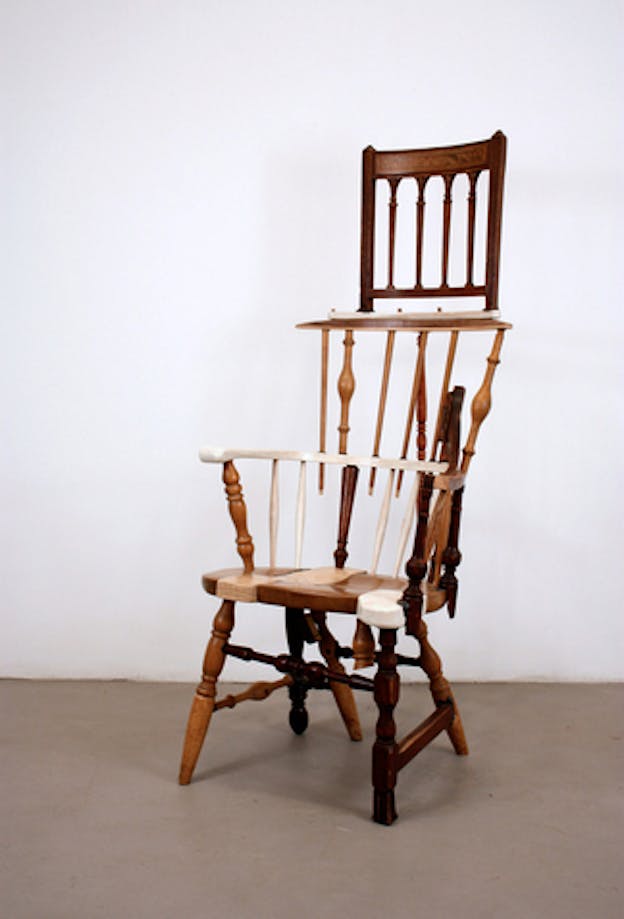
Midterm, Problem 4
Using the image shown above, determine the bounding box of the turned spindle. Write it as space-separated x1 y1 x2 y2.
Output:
372 628 399 825
461 330 505 474
431 331 458 460
337 331 355 454
223 461 254 573
401 473 434 637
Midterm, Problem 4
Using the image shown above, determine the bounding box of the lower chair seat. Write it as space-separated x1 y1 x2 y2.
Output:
202 565 447 614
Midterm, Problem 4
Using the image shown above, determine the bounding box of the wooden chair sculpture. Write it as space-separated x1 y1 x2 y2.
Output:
179 131 511 824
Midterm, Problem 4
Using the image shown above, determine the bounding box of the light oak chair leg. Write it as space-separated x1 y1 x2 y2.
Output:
179 600 235 784
414 617 468 755
314 612 363 741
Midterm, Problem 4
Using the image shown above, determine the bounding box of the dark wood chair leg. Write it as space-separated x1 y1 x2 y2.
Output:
285 607 309 735
414 617 468 755
179 600 235 784
372 627 400 824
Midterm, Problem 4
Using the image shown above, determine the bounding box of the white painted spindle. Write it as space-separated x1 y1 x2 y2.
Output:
269 459 279 570
393 473 420 577
370 468 395 574
294 461 307 568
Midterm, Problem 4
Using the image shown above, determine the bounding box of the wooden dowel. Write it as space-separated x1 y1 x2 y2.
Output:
461 330 505 474
369 330 396 494
294 461 307 568
393 473 420 578
466 171 479 285
370 468 395 574
397 705 453 769
269 458 279 570
319 329 329 493
387 178 400 289
396 332 428 496
430 331 459 460
337 330 355 454
441 173 454 286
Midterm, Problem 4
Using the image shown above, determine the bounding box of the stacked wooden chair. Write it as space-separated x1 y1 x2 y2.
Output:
179 131 511 824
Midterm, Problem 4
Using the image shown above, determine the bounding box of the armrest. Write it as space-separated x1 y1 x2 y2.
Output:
199 445 448 476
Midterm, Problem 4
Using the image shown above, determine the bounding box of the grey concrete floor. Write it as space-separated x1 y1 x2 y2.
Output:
1 681 622 919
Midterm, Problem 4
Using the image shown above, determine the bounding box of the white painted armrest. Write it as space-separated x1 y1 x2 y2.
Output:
198 446 448 475
356 589 405 629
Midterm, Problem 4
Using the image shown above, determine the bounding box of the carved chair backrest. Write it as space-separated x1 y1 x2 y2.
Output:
359 132 506 312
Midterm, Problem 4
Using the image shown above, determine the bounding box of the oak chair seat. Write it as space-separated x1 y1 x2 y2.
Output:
179 132 510 824
202 566 447 614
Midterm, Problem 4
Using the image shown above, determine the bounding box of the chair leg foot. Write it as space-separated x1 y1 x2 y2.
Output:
373 789 397 825
178 600 235 785
415 617 469 756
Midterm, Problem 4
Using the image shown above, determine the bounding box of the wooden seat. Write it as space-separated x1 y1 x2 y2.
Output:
202 565 447 614
179 132 511 824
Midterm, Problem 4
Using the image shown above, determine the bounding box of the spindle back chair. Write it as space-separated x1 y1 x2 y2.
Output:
178 132 511 824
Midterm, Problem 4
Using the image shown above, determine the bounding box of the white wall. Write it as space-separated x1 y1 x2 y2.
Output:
2 0 622 681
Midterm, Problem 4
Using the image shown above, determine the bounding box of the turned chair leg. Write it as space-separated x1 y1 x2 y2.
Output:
313 612 362 742
414 617 468 755
372 627 399 825
285 607 309 735
179 600 235 784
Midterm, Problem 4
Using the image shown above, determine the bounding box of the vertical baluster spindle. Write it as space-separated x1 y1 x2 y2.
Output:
337 331 355 455
369 330 396 494
269 459 279 570
396 332 428 496
294 461 307 568
319 329 329 493
466 170 480 286
441 173 455 287
415 176 428 288
461 330 505 475
387 178 400 289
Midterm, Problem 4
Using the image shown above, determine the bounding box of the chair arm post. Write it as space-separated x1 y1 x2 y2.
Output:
401 472 434 637
222 460 255 573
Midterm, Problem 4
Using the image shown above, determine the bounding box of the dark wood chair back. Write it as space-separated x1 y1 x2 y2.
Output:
359 131 506 312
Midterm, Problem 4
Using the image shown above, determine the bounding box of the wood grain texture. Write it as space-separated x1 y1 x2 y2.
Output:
413 616 468 755
372 628 399 824
461 329 505 473
358 131 506 314
313 612 363 741
352 619 375 670
334 464 359 569
369 330 396 494
223 460 254 573
396 332 428 496
179 600 235 784
337 330 355 453
215 677 292 711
